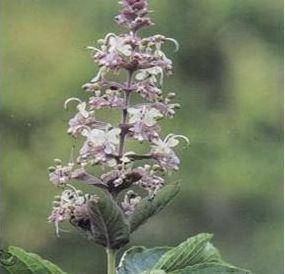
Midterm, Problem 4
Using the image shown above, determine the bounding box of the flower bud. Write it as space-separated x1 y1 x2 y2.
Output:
152 164 162 172
54 159 62 165
167 92 176 99
48 166 56 172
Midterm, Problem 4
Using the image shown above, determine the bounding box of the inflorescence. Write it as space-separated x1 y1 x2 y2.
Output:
48 0 189 236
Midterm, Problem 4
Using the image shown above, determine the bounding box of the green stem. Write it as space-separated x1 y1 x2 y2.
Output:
106 248 117 274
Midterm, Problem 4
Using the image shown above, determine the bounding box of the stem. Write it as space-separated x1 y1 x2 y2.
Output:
106 248 116 274
118 70 133 156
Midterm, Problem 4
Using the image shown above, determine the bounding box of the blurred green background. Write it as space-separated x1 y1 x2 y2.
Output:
0 0 283 273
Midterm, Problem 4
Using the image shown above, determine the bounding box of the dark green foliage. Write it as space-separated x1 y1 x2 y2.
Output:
117 247 171 274
129 183 180 232
88 195 130 249
0 246 66 274
169 263 251 274
118 234 251 274
154 234 221 271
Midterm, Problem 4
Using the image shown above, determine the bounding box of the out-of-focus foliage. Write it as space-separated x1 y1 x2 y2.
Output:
1 246 66 274
0 0 283 274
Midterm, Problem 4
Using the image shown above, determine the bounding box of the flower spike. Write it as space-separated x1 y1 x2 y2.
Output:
49 0 188 243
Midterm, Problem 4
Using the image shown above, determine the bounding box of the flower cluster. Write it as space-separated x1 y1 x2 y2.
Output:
48 0 188 235
115 0 153 31
49 185 98 236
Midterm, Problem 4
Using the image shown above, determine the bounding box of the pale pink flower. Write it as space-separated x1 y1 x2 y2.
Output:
115 0 153 31
151 134 189 171
121 190 142 216
48 185 95 236
89 90 125 109
64 98 107 135
128 106 162 141
80 128 121 166
134 165 165 195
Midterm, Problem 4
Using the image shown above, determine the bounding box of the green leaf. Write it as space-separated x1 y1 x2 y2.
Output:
88 194 130 249
153 234 221 272
140 271 166 274
0 246 66 274
129 182 180 232
117 246 171 274
168 263 252 273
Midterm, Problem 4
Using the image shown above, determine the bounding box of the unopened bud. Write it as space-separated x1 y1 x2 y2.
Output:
173 104 181 109
95 90 101 96
76 190 83 196
167 92 176 99
152 164 162 172
54 159 62 165
144 164 151 170
48 166 56 172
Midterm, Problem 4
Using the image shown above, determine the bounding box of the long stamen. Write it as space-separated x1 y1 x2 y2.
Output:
166 37 180 52
64 98 82 109
104 32 117 44
86 46 103 53
91 67 104 83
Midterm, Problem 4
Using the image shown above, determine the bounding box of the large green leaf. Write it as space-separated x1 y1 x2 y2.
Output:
168 263 251 273
117 234 251 274
117 246 171 274
0 246 66 274
153 234 221 272
129 182 180 232
88 194 130 249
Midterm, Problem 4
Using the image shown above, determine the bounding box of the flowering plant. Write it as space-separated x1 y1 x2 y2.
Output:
1 1 251 274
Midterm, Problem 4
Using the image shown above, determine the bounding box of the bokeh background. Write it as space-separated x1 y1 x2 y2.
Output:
0 0 283 273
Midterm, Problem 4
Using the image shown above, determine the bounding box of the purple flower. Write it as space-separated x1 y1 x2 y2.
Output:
49 162 74 186
101 169 126 187
152 101 178 118
115 0 153 31
136 81 162 101
134 165 165 195
89 90 125 109
48 185 96 236
64 98 107 136
127 106 162 141
48 159 90 187
79 128 120 166
89 34 133 71
121 190 142 216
